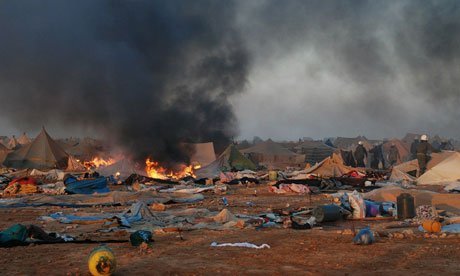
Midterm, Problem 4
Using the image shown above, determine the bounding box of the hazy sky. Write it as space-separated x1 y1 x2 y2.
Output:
1 0 460 143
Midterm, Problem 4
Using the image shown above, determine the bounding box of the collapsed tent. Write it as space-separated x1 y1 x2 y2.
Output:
304 153 359 177
390 159 418 182
3 128 69 169
241 139 305 169
97 159 146 179
17 133 31 145
195 145 257 179
417 152 460 185
187 142 216 167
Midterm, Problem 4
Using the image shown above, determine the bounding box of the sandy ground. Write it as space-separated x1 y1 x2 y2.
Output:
1 185 460 276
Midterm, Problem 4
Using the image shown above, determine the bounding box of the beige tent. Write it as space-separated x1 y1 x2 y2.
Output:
3 127 69 169
427 151 457 170
241 139 305 169
188 142 216 167
17 132 32 145
417 152 460 185
65 139 103 161
66 155 86 171
304 153 360 177
7 136 20 149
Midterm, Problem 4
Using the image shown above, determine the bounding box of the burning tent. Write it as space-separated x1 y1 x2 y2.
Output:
63 137 104 161
3 127 69 169
195 145 257 179
241 139 305 169
66 155 86 171
97 159 146 180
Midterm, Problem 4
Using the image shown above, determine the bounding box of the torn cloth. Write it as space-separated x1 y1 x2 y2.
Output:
211 242 270 249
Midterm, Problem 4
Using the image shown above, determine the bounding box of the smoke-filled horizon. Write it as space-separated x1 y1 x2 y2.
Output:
1 1 460 159
0 0 249 167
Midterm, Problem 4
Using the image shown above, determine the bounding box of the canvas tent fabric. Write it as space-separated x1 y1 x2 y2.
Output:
241 139 305 169
17 133 31 145
195 145 257 179
389 159 419 182
188 142 216 167
417 152 460 185
66 156 86 171
97 159 146 179
7 137 20 150
3 128 69 169
62 138 103 161
304 153 359 177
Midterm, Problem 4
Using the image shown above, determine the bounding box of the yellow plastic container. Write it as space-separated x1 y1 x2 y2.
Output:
88 246 116 276
268 171 277 181
422 220 441 233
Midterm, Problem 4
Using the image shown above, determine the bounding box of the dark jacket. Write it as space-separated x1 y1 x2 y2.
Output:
354 145 367 160
388 145 400 162
410 140 419 155
417 141 440 155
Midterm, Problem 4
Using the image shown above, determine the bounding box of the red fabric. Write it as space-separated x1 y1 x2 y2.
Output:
8 177 38 188
341 170 364 178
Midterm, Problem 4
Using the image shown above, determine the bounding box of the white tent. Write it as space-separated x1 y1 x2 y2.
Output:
417 152 460 185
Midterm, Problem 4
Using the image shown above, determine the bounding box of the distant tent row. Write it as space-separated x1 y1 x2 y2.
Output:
294 141 334 166
241 139 305 169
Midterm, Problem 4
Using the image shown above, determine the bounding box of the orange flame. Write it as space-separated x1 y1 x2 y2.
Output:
145 158 196 179
83 157 117 170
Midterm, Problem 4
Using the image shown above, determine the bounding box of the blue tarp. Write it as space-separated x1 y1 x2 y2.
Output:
65 177 109 194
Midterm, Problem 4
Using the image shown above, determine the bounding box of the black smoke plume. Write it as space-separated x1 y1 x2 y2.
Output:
0 1 249 167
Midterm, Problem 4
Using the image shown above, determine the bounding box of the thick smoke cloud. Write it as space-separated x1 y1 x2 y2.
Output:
0 1 248 166
234 0 460 140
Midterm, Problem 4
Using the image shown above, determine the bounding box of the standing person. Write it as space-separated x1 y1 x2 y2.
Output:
354 141 368 168
410 136 420 160
388 143 400 166
417 135 440 176
369 143 380 169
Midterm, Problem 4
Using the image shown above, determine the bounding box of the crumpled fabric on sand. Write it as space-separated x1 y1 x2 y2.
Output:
211 242 270 249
